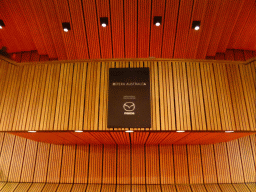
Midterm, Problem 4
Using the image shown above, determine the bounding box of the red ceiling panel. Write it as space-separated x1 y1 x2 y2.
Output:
0 0 255 61
235 5 256 50
185 0 207 59
54 0 78 60
68 0 89 59
137 0 151 58
161 0 179 58
124 0 137 58
173 0 194 58
227 0 255 49
149 0 165 58
206 0 234 56
217 0 245 53
96 0 113 59
110 0 124 58
40 0 67 60
82 0 101 59
196 0 222 59
0 3 23 52
17 0 47 55
28 0 58 58
3 1 35 51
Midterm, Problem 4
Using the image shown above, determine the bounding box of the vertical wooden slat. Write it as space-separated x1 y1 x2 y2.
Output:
39 64 61 131
25 64 48 131
117 145 130 184
88 145 103 183
0 134 16 181
8 136 27 182
20 139 38 182
131 145 145 184
54 63 74 130
74 145 89 183
159 145 175 184
0 65 22 131
102 145 116 184
14 183 32 192
33 142 51 183
146 145 160 184
213 63 235 131
173 62 191 131
187 145 203 184
173 145 189 184
226 140 244 183
200 145 217 183
28 183 46 192
238 136 256 183
60 145 76 183
214 143 231 183
47 144 63 183
69 62 87 131
187 62 206 131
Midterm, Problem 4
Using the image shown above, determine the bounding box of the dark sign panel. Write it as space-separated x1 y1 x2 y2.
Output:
108 68 151 128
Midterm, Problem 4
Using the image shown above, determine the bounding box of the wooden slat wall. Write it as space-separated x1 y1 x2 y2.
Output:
0 133 255 185
0 59 255 132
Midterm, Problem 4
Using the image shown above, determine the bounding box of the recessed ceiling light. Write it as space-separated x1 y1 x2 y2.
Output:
225 130 234 133
194 26 200 30
28 131 36 133
153 16 162 26
62 22 71 32
0 20 5 29
100 17 108 27
125 130 134 133
192 21 201 30
176 130 185 133
75 130 83 133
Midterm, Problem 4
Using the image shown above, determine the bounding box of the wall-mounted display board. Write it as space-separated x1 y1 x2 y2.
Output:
108 68 151 128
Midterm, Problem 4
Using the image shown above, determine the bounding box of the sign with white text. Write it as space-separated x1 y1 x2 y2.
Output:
108 68 151 128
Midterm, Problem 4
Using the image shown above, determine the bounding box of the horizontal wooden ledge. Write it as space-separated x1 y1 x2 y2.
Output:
1 55 255 66
8 131 255 145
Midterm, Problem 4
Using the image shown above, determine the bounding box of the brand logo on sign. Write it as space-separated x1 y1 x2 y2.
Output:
123 102 135 115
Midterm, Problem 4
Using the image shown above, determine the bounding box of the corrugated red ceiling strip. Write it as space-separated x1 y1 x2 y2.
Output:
235 6 256 50
173 0 194 58
54 0 78 60
206 0 234 56
196 0 222 59
68 0 89 59
185 0 207 59
217 0 245 53
96 0 113 59
3 1 36 51
161 0 180 58
18 0 47 55
28 0 58 59
124 0 137 58
137 0 151 58
110 0 124 59
227 0 255 49
82 0 101 59
149 0 165 58
41 0 67 60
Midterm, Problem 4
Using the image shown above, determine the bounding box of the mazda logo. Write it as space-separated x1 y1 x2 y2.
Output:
123 102 135 111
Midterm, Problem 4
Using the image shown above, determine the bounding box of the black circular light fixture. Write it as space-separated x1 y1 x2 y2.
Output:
192 21 201 30
62 22 71 32
100 17 108 27
0 20 5 29
153 16 162 26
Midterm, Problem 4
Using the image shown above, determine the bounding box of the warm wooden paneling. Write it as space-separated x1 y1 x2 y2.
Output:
0 59 255 132
0 133 255 189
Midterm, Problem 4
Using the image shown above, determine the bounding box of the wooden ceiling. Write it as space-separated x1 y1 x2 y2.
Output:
0 0 256 61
